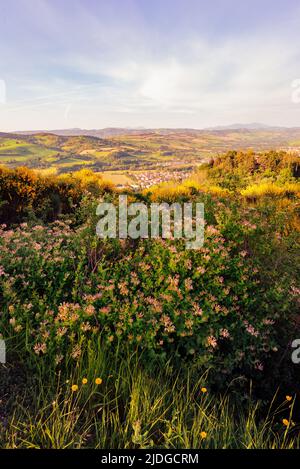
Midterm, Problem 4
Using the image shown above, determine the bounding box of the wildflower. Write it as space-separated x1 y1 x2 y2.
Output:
81 322 92 332
56 327 67 337
184 278 193 291
245 323 259 337
194 304 203 316
100 306 111 315
85 304 95 316
71 344 82 360
220 328 230 338
82 378 88 385
9 317 16 327
255 362 264 371
282 418 289 427
185 319 194 329
95 378 103 385
201 387 208 393
200 431 207 439
207 335 217 348
118 281 129 296
33 342 47 355
286 395 292 402
262 318 275 325
197 266 206 275
55 354 63 365
71 384 78 392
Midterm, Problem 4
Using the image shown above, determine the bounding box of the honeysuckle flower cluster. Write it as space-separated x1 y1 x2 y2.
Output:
0 211 285 385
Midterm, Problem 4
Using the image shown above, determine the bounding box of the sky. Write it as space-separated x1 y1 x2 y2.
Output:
1 0 300 130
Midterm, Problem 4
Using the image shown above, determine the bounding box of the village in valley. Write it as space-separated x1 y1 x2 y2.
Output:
128 166 192 189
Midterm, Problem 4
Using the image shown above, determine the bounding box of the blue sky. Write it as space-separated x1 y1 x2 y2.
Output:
1 0 300 130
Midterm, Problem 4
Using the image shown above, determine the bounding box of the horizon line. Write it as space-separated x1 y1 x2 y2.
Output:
3 123 300 134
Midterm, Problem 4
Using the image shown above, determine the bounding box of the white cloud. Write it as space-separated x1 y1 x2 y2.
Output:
1 1 300 129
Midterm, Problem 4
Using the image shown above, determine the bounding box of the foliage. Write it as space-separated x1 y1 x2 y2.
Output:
240 182 300 200
205 150 299 190
0 166 114 224
0 195 298 391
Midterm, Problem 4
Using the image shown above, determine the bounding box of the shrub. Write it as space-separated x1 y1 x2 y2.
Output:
0 203 296 389
241 182 300 201
144 181 191 202
0 166 115 224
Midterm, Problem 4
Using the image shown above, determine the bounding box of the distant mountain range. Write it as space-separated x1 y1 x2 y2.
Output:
13 124 295 138
205 123 287 131
15 128 151 138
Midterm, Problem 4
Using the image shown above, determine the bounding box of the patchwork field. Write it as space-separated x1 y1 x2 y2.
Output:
1 127 300 176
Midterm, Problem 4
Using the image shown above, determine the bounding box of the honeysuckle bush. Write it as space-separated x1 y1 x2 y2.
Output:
0 193 298 390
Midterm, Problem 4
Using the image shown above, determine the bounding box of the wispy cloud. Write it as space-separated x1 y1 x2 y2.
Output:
1 0 300 129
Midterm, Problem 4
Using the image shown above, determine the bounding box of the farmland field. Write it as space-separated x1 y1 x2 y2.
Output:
2 127 300 189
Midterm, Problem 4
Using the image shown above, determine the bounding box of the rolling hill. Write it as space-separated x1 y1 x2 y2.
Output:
1 127 300 175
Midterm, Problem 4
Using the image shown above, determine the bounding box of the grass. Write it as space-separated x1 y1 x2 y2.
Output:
101 171 134 185
0 138 59 161
1 345 298 449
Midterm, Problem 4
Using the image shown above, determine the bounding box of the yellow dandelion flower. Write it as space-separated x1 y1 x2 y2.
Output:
200 431 207 439
201 387 208 393
71 384 78 392
95 377 103 385
286 395 292 402
82 378 88 385
282 418 289 427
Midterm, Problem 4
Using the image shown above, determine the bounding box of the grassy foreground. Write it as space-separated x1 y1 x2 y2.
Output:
1 347 299 449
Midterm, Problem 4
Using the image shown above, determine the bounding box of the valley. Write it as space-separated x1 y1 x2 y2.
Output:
1 126 300 189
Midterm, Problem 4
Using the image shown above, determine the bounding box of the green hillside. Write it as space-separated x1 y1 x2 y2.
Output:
1 128 300 175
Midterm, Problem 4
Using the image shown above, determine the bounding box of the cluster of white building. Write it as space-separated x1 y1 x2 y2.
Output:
130 169 191 189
